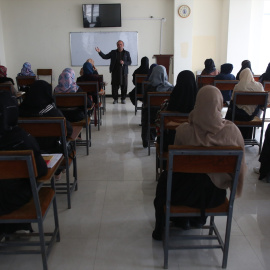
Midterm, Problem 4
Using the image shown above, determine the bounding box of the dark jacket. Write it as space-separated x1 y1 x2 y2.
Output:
99 49 132 75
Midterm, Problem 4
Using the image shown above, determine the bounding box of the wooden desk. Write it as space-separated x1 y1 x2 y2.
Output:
39 155 64 183
69 125 83 141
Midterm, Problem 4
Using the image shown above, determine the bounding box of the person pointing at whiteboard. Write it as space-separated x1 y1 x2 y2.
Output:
95 40 132 104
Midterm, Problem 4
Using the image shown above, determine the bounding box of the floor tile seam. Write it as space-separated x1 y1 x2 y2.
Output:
243 234 266 268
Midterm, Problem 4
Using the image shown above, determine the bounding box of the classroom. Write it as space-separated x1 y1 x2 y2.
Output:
0 0 270 269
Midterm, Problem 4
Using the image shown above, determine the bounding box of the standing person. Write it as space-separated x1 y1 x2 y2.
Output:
95 40 132 104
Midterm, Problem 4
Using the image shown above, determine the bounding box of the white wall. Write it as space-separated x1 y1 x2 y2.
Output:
173 0 194 83
0 0 6 66
192 0 224 74
0 0 174 92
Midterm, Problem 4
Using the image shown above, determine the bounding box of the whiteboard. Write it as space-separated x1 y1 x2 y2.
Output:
70 32 138 66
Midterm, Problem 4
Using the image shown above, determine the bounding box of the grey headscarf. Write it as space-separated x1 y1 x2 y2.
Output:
148 65 173 92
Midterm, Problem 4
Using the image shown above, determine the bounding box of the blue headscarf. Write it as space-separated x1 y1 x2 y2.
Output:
83 62 95 75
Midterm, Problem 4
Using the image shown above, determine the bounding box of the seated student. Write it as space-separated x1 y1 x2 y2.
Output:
147 64 157 81
152 85 246 241
141 65 174 148
19 80 73 180
54 68 92 122
254 123 270 182
0 91 48 235
156 70 198 151
201 58 219 76
17 62 36 93
129 56 149 105
236 60 254 80
17 62 36 77
259 62 270 85
225 68 265 139
77 60 103 104
79 58 98 76
215 63 236 102
0 65 16 95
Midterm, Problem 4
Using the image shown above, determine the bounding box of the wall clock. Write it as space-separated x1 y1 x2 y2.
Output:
178 5 191 18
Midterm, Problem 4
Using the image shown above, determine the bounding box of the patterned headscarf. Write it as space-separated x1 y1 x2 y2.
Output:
17 62 36 76
0 66 7 77
54 68 79 93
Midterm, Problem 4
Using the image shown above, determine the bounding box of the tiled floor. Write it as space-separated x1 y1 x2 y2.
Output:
1 98 270 270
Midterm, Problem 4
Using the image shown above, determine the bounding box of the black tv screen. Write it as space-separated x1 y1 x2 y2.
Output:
82 4 121 28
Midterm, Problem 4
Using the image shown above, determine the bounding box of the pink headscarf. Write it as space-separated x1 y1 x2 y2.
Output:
0 66 7 77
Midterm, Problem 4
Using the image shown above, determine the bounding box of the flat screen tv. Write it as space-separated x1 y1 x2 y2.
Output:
82 4 121 28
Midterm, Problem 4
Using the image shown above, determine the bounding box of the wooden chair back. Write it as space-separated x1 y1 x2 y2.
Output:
134 74 148 115
263 80 270 92
16 76 36 89
37 69 52 85
164 145 243 269
147 91 171 155
0 150 61 270
54 92 91 155
156 111 189 180
18 117 76 209
232 91 268 153
253 75 260 82
214 80 239 90
196 75 215 89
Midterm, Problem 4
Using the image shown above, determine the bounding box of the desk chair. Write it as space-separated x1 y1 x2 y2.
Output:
77 81 102 131
97 74 106 114
0 150 63 270
147 92 171 155
263 80 270 92
156 111 189 181
37 69 53 85
163 145 243 269
134 74 148 115
0 84 25 103
253 75 260 82
18 117 79 209
16 76 36 93
54 92 91 155
196 75 215 89
231 91 268 153
214 80 239 106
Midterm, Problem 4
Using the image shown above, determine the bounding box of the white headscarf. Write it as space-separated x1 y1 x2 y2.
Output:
174 85 247 197
232 68 264 115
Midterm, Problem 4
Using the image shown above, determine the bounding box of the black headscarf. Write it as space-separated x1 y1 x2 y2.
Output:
259 63 270 83
19 80 54 116
236 60 253 80
136 57 149 74
0 91 19 136
204 59 216 74
167 70 198 113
